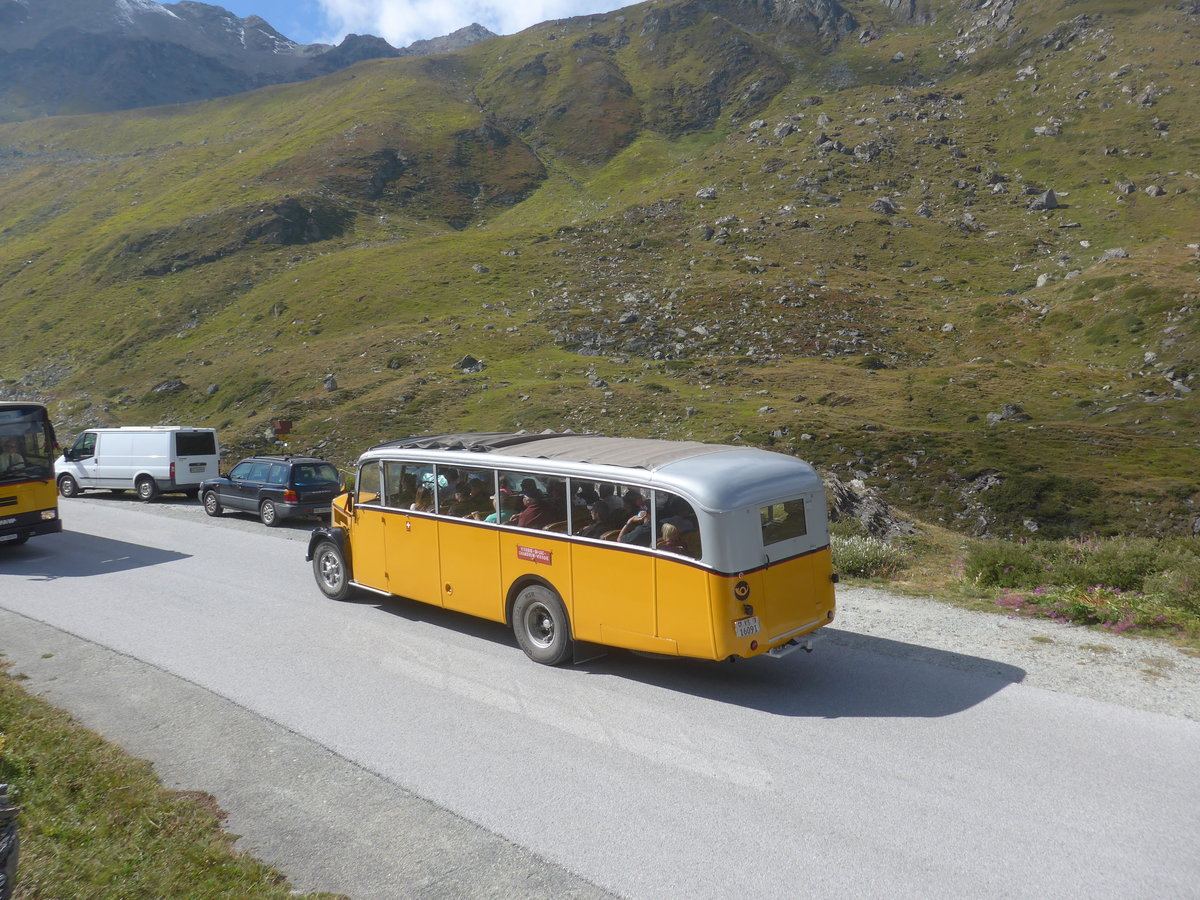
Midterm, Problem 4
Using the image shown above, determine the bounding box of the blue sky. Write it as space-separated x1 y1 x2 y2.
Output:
204 0 627 48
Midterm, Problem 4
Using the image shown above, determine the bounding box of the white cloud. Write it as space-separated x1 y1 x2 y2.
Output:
316 0 615 48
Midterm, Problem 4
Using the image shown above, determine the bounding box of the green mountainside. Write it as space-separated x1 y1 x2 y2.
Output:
1 0 1197 537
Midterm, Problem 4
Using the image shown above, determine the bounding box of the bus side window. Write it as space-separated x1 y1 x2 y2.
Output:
357 461 381 505
655 491 701 558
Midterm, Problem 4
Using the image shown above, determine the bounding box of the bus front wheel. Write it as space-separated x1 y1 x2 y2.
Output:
312 540 353 602
513 584 573 666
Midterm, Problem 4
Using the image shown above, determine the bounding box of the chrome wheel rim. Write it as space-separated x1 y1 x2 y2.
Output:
522 599 555 649
318 549 342 591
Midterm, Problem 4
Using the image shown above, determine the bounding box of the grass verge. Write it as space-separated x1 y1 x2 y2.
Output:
0 657 345 900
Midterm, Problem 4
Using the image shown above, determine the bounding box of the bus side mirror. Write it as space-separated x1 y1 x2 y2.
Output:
344 483 354 513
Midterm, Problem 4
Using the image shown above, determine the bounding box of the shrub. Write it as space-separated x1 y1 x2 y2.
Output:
963 541 1045 588
832 535 909 578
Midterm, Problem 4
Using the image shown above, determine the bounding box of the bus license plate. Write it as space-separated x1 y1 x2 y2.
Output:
734 615 761 638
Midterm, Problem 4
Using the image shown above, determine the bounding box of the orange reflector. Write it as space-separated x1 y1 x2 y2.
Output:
284 489 298 502
750 640 758 651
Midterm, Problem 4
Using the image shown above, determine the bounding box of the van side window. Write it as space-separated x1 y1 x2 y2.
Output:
72 432 97 459
357 461 382 505
175 432 216 456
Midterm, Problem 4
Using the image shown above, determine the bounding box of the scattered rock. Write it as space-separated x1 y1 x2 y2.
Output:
696 187 718 200
870 197 898 215
1028 189 1058 210
454 355 484 373
323 374 338 391
822 473 914 538
1145 185 1166 197
1100 247 1129 261
151 379 186 393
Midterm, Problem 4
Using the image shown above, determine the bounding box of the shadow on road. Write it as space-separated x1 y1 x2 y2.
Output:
361 596 1025 718
0 531 190 579
583 628 1026 718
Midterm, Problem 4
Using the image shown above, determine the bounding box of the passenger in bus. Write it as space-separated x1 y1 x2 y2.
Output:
597 483 623 517
660 496 698 535
475 491 520 524
657 522 690 555
515 488 557 529
575 503 610 539
445 484 477 517
411 486 434 512
0 439 24 471
467 477 492 514
618 494 652 546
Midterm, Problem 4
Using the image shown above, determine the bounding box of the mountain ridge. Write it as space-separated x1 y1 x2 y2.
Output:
0 0 1197 538
0 0 496 121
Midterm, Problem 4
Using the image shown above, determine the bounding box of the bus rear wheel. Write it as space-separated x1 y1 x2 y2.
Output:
58 474 81 498
513 584 573 666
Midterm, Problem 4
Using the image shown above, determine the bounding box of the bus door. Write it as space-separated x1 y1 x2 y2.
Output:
436 466 502 622
350 461 389 593
570 482 671 654
380 461 441 605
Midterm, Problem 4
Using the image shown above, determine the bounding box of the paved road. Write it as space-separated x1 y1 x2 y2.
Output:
1 498 1198 899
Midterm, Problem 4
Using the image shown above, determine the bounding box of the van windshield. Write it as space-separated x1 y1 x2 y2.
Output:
175 432 216 456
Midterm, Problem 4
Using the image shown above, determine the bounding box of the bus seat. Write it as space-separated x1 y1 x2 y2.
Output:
682 531 702 557
544 521 568 533
600 529 621 541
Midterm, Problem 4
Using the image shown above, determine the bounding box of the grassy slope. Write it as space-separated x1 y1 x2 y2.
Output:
0 0 1196 536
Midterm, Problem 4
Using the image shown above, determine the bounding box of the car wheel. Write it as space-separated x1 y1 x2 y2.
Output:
512 584 573 666
312 540 353 601
135 476 160 502
203 491 223 517
58 474 81 498
259 499 280 527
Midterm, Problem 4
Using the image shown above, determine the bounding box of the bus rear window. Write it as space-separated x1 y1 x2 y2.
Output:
760 500 807 546
176 431 216 456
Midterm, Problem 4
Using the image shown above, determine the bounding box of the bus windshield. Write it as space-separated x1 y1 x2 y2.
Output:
0 404 57 484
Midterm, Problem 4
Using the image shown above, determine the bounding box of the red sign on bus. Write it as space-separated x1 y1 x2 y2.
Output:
517 545 553 565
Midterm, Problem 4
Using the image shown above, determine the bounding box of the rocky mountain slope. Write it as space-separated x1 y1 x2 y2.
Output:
0 0 495 121
0 0 1196 537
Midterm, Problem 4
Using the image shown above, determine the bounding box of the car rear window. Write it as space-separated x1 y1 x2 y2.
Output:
175 431 216 456
294 463 339 486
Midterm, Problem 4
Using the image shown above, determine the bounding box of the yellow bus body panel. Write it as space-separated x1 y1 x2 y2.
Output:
570 542 656 645
386 512 442 605
710 548 836 660
498 529 573 622
438 520 503 622
656 559 717 659
350 507 388 593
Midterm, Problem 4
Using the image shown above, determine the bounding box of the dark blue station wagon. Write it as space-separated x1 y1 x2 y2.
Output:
201 455 341 526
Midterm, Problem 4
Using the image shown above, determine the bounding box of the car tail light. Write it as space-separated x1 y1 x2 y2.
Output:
170 462 175 481
284 489 298 503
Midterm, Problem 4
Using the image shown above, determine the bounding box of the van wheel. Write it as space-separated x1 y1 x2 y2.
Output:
58 474 81 498
259 499 280 527
203 491 223 517
512 584 573 666
135 476 160 502
312 540 353 601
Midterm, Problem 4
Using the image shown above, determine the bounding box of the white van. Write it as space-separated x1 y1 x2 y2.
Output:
55 426 220 501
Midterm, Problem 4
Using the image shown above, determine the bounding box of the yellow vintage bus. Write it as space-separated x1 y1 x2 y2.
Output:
0 401 62 547
307 432 837 665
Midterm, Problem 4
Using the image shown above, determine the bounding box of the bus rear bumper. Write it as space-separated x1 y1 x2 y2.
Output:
766 631 824 659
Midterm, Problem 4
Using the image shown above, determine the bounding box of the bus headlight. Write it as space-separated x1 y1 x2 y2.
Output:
41 510 57 521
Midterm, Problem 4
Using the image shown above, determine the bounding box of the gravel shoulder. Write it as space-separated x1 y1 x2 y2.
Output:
833 585 1200 722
